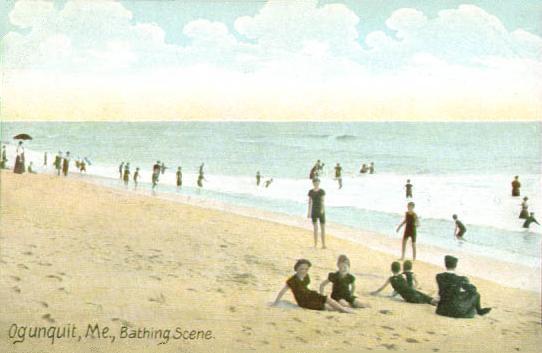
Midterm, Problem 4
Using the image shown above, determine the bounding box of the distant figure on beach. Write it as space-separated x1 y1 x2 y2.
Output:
519 197 529 219
391 260 419 297
371 261 434 305
119 162 124 180
522 213 540 229
256 171 261 186
511 176 521 197
264 178 273 188
334 163 343 189
27 162 37 174
133 167 140 188
123 163 131 186
1 145 7 169
161 162 167 175
197 171 206 188
359 163 368 174
43 152 48 167
397 202 419 261
79 158 87 173
152 161 161 190
199 163 205 175
308 178 326 249
405 179 413 198
13 141 25 174
54 152 62 176
369 162 375 174
309 165 317 180
436 255 491 318
453 214 467 240
272 259 353 313
320 255 368 309
310 160 324 180
176 167 183 189
62 152 70 176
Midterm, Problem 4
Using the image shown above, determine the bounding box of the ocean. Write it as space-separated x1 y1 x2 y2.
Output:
1 121 540 269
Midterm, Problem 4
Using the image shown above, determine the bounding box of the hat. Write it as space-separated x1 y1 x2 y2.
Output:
444 255 458 269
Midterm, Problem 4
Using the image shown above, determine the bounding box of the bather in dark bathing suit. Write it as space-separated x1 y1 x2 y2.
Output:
403 212 417 242
328 271 356 304
308 188 326 224
390 274 432 304
456 220 467 238
403 271 414 288
286 274 327 310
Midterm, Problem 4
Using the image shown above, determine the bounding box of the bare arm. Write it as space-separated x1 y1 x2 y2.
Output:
307 198 312 217
321 195 325 214
350 282 356 295
273 285 289 306
413 274 420 288
320 279 330 295
371 278 390 295
396 220 405 233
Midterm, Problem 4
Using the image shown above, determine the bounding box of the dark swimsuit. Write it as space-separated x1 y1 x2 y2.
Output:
403 271 414 288
286 274 327 310
328 272 356 304
403 212 417 241
390 275 432 304
519 203 528 219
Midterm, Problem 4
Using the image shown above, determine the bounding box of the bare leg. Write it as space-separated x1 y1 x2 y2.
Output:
400 237 407 260
339 299 351 307
412 242 417 261
325 298 354 313
312 222 318 247
320 223 326 249
352 299 370 308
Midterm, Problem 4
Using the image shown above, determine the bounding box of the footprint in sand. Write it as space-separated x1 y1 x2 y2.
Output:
295 336 307 343
23 251 33 256
228 306 236 313
292 317 303 323
42 314 55 323
379 309 392 315
17 264 29 270
10 275 21 282
426 331 436 335
46 274 63 281
12 286 21 294
381 343 397 350
405 338 419 343
38 262 52 267
38 301 49 308
381 326 395 331
149 275 161 281
148 294 166 304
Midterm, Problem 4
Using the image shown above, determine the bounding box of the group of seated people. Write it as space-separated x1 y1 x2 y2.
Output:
273 254 491 319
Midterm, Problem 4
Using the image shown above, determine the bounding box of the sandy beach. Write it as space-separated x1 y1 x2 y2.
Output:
1 170 541 353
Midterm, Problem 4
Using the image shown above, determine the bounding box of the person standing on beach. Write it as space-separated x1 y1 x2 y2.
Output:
453 214 467 240
176 167 183 189
13 141 25 174
133 167 140 189
308 178 326 249
334 163 343 189
152 161 161 190
1 145 7 169
123 163 131 186
405 179 413 198
256 171 261 186
397 202 419 261
511 176 521 197
62 151 70 176
79 158 87 173
119 162 124 180
43 152 48 167
436 255 491 318
523 212 540 230
54 152 62 176
519 197 529 219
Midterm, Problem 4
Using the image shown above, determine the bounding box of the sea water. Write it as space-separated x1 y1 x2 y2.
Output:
1 121 540 269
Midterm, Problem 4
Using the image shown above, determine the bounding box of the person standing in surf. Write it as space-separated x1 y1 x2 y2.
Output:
519 197 529 219
54 152 62 176
397 202 419 261
43 152 48 167
308 178 326 249
123 163 130 186
523 212 540 230
453 214 467 240
369 162 375 174
119 162 124 180
511 176 521 197
256 171 261 186
62 151 70 176
405 179 413 198
152 161 161 190
334 163 343 189
176 167 183 189
133 167 140 189
1 145 7 169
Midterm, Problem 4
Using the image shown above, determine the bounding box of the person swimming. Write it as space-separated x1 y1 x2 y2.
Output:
405 179 413 198
334 163 343 189
519 197 529 219
371 261 434 305
511 176 521 197
397 202 419 261
453 214 467 240
523 212 540 229
320 255 368 308
273 259 353 313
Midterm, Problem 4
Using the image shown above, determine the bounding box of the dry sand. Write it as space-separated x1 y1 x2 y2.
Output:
1 171 541 353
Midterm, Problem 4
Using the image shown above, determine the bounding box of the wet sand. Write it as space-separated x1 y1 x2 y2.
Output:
1 171 540 352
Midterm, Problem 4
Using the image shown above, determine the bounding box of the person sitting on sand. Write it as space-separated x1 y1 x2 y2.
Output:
320 255 368 308
522 212 540 229
308 178 326 249
453 214 467 240
391 260 419 297
519 197 529 219
511 176 521 197
371 261 434 305
27 162 37 174
397 202 419 261
264 178 273 188
273 259 353 313
436 255 491 318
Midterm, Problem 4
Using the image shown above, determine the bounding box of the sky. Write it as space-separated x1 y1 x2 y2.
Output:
1 0 541 121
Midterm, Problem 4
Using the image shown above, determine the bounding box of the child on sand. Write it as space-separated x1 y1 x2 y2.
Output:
273 259 353 313
371 262 434 305
397 202 419 260
319 255 368 308
453 214 467 240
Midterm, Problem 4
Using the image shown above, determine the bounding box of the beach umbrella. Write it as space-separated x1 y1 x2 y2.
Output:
13 133 32 140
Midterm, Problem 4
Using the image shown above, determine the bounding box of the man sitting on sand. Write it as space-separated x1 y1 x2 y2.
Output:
436 255 491 318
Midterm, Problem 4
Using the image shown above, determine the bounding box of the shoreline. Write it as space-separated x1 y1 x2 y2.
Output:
67 171 541 292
